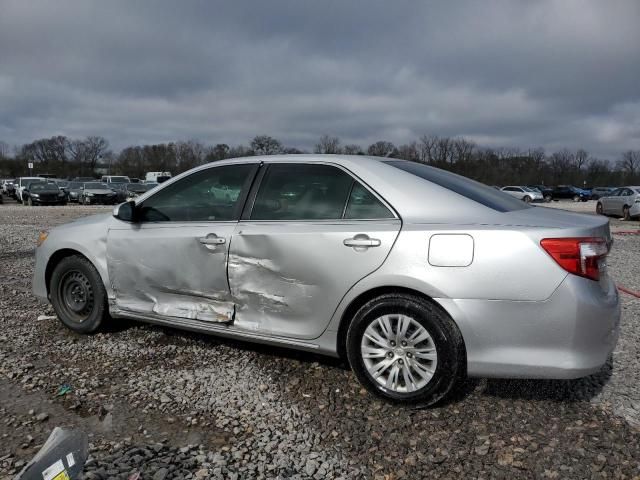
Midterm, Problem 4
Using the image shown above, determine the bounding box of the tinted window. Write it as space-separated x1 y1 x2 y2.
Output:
385 160 529 212
610 189 622 196
139 164 254 222
345 182 394 219
251 164 352 220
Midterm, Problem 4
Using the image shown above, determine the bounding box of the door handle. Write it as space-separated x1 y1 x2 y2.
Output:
343 234 381 248
199 234 226 245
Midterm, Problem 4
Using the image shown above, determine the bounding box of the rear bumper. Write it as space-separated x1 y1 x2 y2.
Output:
437 274 620 379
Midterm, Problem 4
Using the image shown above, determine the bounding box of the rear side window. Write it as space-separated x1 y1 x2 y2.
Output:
385 160 529 212
251 164 353 220
344 183 394 219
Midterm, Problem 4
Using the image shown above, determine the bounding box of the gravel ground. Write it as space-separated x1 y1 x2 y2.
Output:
1 199 640 479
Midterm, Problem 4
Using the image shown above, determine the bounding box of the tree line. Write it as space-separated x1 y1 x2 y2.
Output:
1 134 639 187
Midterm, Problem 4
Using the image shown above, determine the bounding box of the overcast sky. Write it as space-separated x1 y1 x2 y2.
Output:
0 1 639 158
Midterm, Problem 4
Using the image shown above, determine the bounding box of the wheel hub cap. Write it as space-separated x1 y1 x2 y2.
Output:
361 314 438 393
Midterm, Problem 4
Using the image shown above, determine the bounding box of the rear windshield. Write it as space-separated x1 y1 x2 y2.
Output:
384 160 530 212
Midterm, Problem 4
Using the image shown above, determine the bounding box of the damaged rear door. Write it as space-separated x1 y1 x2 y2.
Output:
107 163 258 322
228 162 401 339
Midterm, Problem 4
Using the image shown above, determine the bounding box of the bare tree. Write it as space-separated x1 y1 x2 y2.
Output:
343 144 363 155
0 141 10 158
396 142 419 161
452 138 475 164
367 141 396 157
314 135 342 154
618 150 640 182
250 135 283 156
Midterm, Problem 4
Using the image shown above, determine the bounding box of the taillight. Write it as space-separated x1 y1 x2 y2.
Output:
540 237 609 281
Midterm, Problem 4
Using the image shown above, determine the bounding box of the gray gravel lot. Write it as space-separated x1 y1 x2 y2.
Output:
1 200 640 479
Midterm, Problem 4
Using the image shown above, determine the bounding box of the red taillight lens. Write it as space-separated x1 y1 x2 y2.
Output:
540 237 609 281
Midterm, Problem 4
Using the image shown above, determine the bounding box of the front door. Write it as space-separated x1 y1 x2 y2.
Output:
107 163 257 322
228 163 401 339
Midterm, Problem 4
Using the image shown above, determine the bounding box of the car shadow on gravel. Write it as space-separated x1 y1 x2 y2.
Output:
479 359 613 403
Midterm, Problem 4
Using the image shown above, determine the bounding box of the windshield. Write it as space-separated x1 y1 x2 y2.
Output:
29 183 53 191
84 182 108 189
384 160 530 212
128 184 149 192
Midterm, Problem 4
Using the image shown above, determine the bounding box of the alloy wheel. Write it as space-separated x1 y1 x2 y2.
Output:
360 314 438 393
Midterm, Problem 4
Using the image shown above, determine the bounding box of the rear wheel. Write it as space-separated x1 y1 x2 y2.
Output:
544 195 552 202
27 197 33 206
572 195 581 202
596 202 604 215
346 293 465 406
623 205 631 221
50 255 109 333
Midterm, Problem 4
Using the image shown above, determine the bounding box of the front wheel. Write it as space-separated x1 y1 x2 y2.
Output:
523 195 532 203
544 195 552 202
346 293 465 406
50 255 109 333
27 197 33 206
596 202 604 215
572 195 581 202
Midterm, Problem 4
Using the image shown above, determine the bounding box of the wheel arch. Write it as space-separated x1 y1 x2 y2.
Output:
335 285 466 364
45 249 93 295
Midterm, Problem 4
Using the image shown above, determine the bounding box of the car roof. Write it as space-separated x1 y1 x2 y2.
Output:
139 154 530 224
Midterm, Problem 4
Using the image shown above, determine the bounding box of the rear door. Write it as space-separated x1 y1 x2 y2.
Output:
601 188 621 214
228 162 401 339
107 163 257 321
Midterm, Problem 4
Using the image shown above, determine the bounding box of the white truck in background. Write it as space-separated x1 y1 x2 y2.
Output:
145 171 172 184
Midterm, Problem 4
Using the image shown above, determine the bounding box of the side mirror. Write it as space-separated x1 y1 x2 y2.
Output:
113 201 137 222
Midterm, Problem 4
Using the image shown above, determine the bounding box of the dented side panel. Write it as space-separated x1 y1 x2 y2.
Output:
107 222 236 322
228 220 401 339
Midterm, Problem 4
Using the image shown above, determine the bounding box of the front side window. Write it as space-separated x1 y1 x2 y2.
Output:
138 164 255 222
251 164 353 220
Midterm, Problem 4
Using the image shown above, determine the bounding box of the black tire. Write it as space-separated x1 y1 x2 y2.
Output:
596 202 604 215
623 205 631 221
346 293 465 406
523 195 532 203
544 195 552 203
50 255 109 333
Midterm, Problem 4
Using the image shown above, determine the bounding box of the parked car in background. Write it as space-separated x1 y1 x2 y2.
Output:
51 179 70 198
79 182 119 205
67 182 84 203
22 181 67 206
1 179 16 196
145 171 172 183
500 186 544 203
596 186 640 220
121 183 151 201
590 187 615 200
80 182 119 205
33 155 620 405
15 177 45 202
144 181 159 189
101 175 131 185
72 177 97 183
528 185 553 202
552 185 590 202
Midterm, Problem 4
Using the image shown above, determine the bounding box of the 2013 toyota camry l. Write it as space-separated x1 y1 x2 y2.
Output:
33 155 620 405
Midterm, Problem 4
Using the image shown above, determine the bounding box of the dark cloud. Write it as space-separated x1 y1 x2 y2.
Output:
0 0 638 158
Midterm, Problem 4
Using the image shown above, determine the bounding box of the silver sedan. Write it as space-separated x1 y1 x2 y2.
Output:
33 156 620 405
596 186 640 220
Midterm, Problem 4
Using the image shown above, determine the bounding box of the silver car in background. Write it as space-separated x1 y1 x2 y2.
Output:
32 155 620 405
500 185 544 203
596 186 640 220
